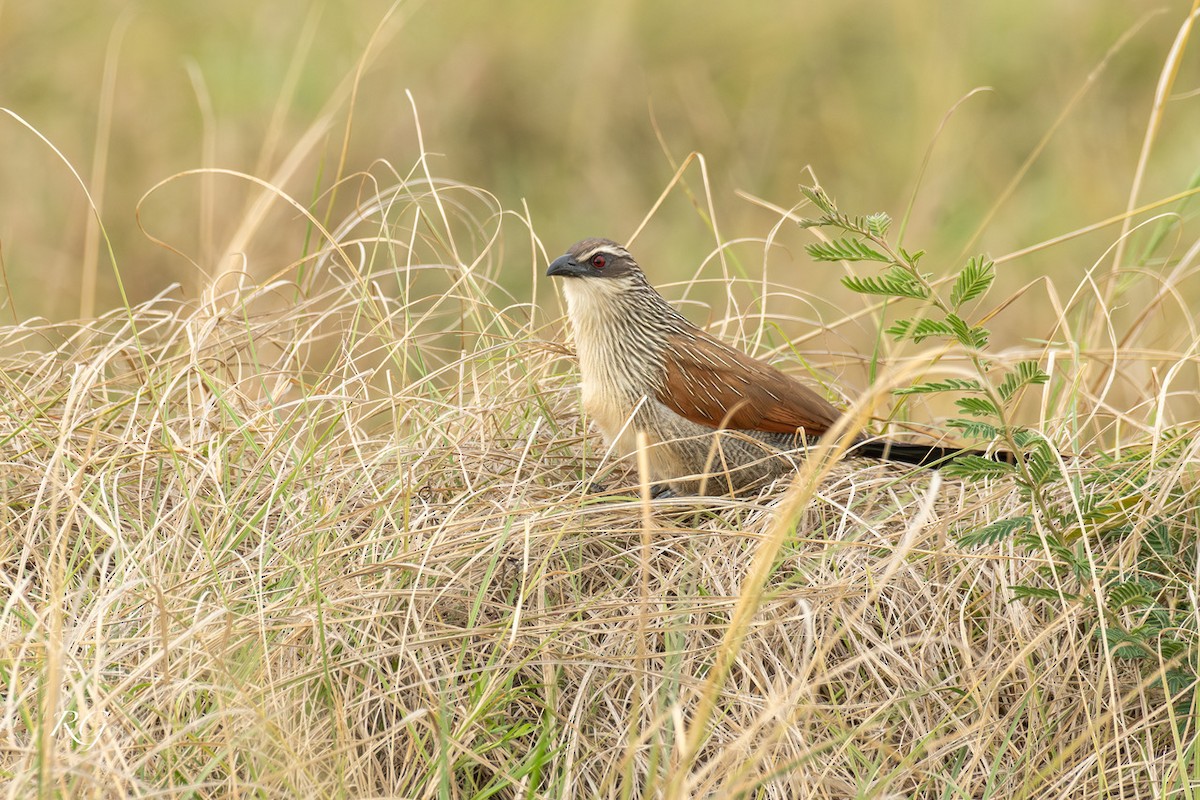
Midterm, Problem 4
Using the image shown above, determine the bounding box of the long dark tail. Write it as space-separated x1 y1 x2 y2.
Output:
848 439 1015 467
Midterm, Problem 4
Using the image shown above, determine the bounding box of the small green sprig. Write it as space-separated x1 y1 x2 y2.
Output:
800 186 1199 712
798 184 1053 493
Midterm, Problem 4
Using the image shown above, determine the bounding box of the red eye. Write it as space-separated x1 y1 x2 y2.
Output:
590 254 606 269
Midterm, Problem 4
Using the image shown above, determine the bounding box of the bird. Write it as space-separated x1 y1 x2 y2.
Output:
546 237 1005 496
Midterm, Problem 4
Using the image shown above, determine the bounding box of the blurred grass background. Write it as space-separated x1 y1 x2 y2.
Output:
0 0 1197 329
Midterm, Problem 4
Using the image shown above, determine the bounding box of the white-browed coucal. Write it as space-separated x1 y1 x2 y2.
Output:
548 238 1002 496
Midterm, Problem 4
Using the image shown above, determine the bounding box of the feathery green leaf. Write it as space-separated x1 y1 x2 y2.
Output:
840 265 928 300
1101 627 1153 659
1010 585 1079 602
1009 427 1040 448
955 396 1000 417
800 185 837 216
865 212 891 238
1105 580 1154 611
1023 440 1062 485
885 317 957 342
946 313 989 349
809 237 889 263
940 454 1016 479
950 256 995 308
997 360 1049 401
958 515 1031 548
893 378 985 395
898 246 925 266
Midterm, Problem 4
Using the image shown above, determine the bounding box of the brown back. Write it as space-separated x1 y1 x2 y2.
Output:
657 329 843 435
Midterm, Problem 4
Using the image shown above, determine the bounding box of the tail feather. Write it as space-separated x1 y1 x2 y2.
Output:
848 439 1015 467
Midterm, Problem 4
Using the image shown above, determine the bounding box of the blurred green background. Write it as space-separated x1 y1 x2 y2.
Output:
0 0 1196 327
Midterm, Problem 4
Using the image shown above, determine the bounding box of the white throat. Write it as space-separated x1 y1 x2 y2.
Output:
561 277 627 333
559 276 655 448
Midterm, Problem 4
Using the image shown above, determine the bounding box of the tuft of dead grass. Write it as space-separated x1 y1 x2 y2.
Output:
1 172 1197 799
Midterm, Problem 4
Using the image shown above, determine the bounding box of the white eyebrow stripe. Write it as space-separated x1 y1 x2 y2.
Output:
577 244 631 262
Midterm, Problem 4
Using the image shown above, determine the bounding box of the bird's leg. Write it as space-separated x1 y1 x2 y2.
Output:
650 483 675 500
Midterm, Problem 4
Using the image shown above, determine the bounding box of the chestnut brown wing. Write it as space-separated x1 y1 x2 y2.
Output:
657 330 843 435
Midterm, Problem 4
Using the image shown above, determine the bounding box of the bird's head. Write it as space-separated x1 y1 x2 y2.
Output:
546 238 644 283
547 238 678 334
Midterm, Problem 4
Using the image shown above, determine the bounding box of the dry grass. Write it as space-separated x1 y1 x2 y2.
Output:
1 168 1197 798
4 5 1200 797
